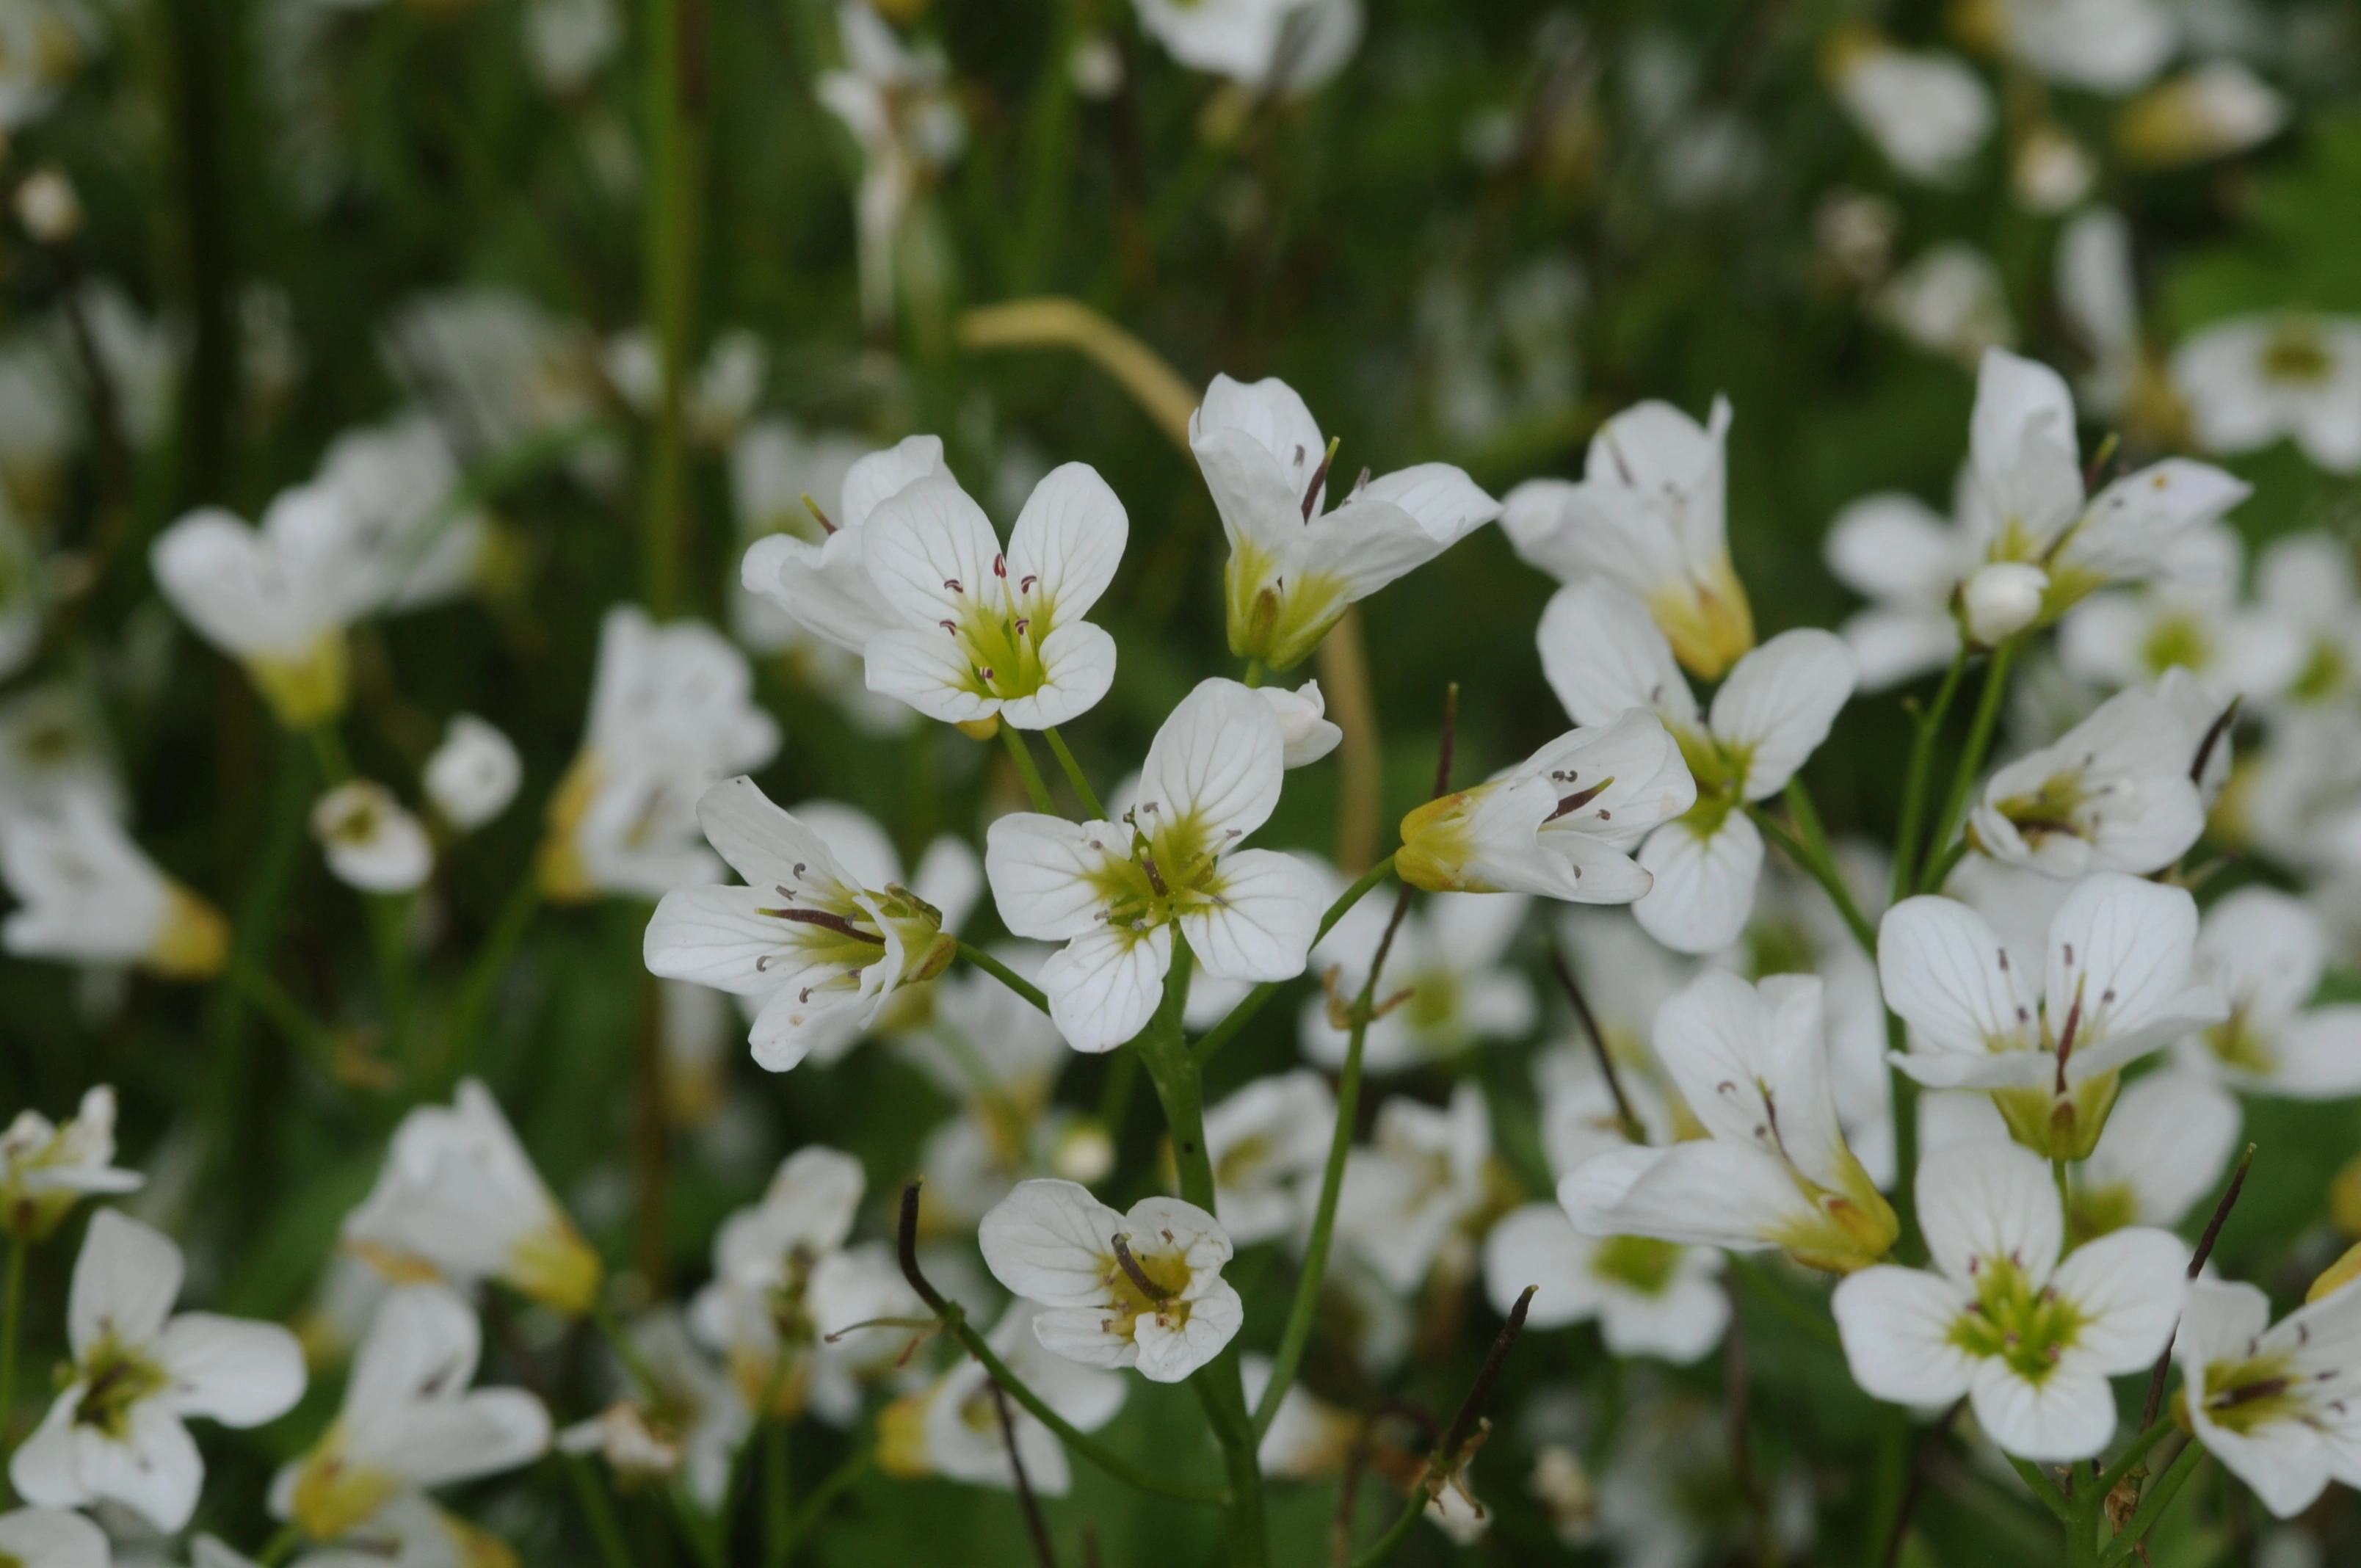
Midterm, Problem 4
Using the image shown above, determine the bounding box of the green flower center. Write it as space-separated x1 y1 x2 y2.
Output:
1990 771 2090 847
1098 1234 1198 1340
943 552 1059 702
2199 1351 2304 1435
2067 1180 2140 1246
1592 1234 1683 1295
73 1334 170 1440
1085 809 1234 944
2262 328 2332 385
1400 967 1461 1033
1946 1257 2086 1384
1670 724 1749 837
2290 639 2346 704
2203 1004 2277 1076
2140 613 2212 678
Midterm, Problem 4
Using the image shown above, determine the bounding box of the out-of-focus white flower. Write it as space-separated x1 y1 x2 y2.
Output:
313 413 487 614
423 714 521 832
2172 313 2361 474
0 794 227 979
1879 871 2224 1158
10 1211 305 1531
1963 561 2050 645
151 484 372 727
2249 532 2361 710
878 1302 1126 1495
1816 189 1898 286
817 4 965 328
281 1494 509 1568
0 1507 108 1568
1564 972 1896 1273
739 433 943 665
1823 30 1992 184
14 166 81 243
645 779 958 1071
1335 1084 1495 1293
1824 484 1979 691
1134 0 1360 92
1833 1141 2185 1460
1396 709 1696 904
1299 889 1535 1070
1258 680 1342 768
1 1085 141 1241
0 684 120 824
0 334 79 524
1874 243 2014 366
1194 374 1498 672
1542 578 1854 953
66 283 181 452
382 288 606 462
2058 524 2304 702
1988 0 2177 92
987 679 1324 1051
561 1312 749 1509
1068 32 1123 98
602 326 767 448
1484 1201 1727 1362
2056 207 2149 421
1504 396 1750 678
1968 686 2208 877
2175 887 2361 1097
1204 1070 1334 1245
540 605 780 901
855 462 1128 731
0 0 93 131
2068 1069 2239 1241
979 1178 1244 1383
342 1079 601 1315
311 782 434 895
523 0 619 94
2119 60 2288 166
0 504 48 683
273 1284 548 1546
2176 1275 2361 1518
2012 123 2096 213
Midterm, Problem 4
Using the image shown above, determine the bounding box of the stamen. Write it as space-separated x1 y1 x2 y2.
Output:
1547 777 1615 821
1109 1233 1173 1302
800 493 838 534
760 907 886 945
1300 436 1341 521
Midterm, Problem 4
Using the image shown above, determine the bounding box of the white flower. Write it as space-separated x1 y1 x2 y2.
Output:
540 605 780 901
817 4 965 328
523 0 619 93
0 0 90 131
273 1284 549 1545
783 796 982 1045
1992 0 2176 91
10 1210 305 1531
1824 32 1992 185
2 1084 143 1241
1483 1202 1727 1362
1134 0 1361 91
602 326 766 447
2175 1275 2361 1518
984 678 1324 1051
1194 374 1498 672
2012 123 2096 214
2057 525 2304 703
560 1311 748 1509
2069 1069 2239 1241
2177 886 2361 1097
645 778 960 1071
1502 395 1752 678
382 288 605 462
0 794 227 979
341 1079 601 1315
1299 889 1535 1070
0 503 45 683
1204 1070 1335 1245
855 462 1128 730
311 782 433 895
422 714 521 831
739 434 944 658
1541 578 1855 953
2249 531 2361 710
65 283 181 453
1966 686 2207 878
283 1495 511 1568
1823 483 1978 690
2119 61 2288 167
1396 708 1697 904
0 684 120 824
2056 207 2147 421
978 1178 1244 1383
1962 562 2048 645
1877 871 2227 1158
1874 243 2014 367
1335 1084 1493 1293
150 484 371 727
1260 680 1342 768
878 1302 1126 1495
1563 972 1897 1273
313 412 487 613
2172 313 2361 474
1833 1140 2186 1461
0 1508 108 1568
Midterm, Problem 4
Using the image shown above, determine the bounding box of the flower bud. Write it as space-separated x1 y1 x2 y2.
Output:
14 167 80 244
312 781 435 894
1962 561 2048 646
1259 680 1342 768
1050 1118 1115 1184
424 714 521 830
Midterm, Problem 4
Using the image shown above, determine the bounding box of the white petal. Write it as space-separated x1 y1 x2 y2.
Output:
1029 1304 1139 1371
1354 463 1501 545
2082 1070 2239 1227
1970 348 2083 553
2046 874 2220 1078
1840 608 1960 692
1633 813 1763 954
1559 1142 1812 1252
1969 1359 2117 1462
1185 849 1322 983
692 777 852 899
1134 679 1284 843
997 620 1117 730
859 475 1003 629
364 1388 552 1490
0 1507 110 1568
984 813 1123 942
862 628 1000 725
1832 1266 1979 1405
70 1208 183 1357
1131 1280 1243 1382
1600 1264 1730 1364
2048 1227 2186 1376
1824 492 1962 604
1537 578 1697 730
643 887 804 997
1482 1204 1601 1329
1915 1141 2061 1287
152 1313 305 1426
1708 630 1856 798
1039 925 1169 1052
838 435 946 531
978 1179 1127 1307
2064 460 2252 581
2268 1007 2361 1097
1876 895 2034 1060
1006 462 1128 623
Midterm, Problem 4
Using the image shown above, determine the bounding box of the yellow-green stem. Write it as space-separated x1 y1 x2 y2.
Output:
1042 725 1108 819
1001 725 1059 816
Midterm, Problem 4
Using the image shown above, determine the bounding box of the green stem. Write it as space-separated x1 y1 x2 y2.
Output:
2096 1442 2205 1568
1886 1013 1922 1265
1192 855 1393 1066
2006 1453 2073 1522
1241 658 1266 689
640 0 705 617
1725 1254 1842 1350
2053 1158 2072 1218
253 1523 302 1568
307 724 416 1052
2092 1419 2175 1499
567 1452 641 1568
1041 726 1108 820
957 940 1050 1015
1348 1488 1426 1567
1892 645 1970 901
590 1301 663 1402
1751 796 1876 957
0 1233 23 1478
763 1421 792 1568
783 1449 873 1547
1000 725 1059 816
228 959 344 1081
432 863 544 1092
1921 638 2020 896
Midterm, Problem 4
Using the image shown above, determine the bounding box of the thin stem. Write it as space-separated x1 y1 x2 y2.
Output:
1319 608 1383 871
2053 1157 2071 1217
590 1301 663 1403
1921 637 2020 895
640 0 706 616
957 940 1051 1015
782 1449 872 1545
1879 1399 1965 1568
1041 727 1107 821
1750 802 1877 957
432 863 543 1092
893 1184 1227 1506
1885 1013 1922 1263
228 959 345 1082
763 1422 792 1568
1892 646 1970 901
2095 1442 2205 1568
253 1524 302 1568
1725 1254 1841 1350
2006 1453 2074 1522
0 1233 23 1470
1241 658 1266 689
1540 935 1646 1146
1001 725 1060 815
567 1453 641 1568
2092 1418 2175 1500
992 1379 1061 1568
1192 855 1394 1065
1346 1492 1426 1568
1783 778 1879 956
2143 1144 2257 1427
